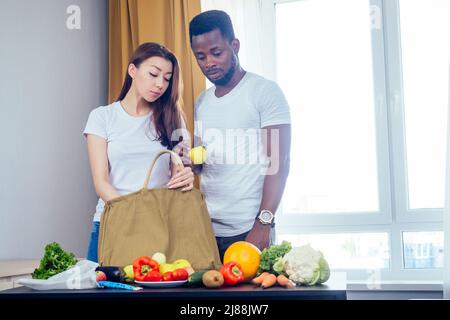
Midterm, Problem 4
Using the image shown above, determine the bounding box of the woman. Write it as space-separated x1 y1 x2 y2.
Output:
83 43 193 262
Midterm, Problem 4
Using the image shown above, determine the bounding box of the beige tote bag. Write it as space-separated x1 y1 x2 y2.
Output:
98 150 222 270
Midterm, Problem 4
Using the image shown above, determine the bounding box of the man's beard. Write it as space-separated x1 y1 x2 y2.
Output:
209 54 237 86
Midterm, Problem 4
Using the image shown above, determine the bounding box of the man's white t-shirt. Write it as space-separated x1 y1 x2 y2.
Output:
195 72 291 237
83 101 172 222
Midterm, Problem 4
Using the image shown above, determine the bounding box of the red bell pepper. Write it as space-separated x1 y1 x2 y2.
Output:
220 262 244 286
133 256 160 281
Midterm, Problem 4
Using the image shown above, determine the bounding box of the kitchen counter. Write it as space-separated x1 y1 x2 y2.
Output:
0 272 347 300
0 260 40 291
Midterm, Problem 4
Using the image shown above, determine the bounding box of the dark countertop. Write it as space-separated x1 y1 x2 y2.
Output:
0 272 347 300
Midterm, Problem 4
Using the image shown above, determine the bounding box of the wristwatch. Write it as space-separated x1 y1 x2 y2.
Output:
257 209 275 226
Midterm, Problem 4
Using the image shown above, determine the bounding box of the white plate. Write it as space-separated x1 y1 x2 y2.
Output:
135 280 188 288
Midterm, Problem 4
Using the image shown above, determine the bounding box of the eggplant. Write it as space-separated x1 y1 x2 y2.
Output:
95 266 126 283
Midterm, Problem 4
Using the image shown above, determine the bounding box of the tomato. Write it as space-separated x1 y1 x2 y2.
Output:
162 271 174 281
172 268 189 281
143 270 162 282
223 241 261 281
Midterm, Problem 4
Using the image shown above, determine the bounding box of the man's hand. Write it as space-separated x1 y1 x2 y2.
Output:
172 139 191 165
245 220 271 251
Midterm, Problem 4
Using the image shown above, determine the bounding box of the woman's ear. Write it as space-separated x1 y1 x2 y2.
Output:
128 63 137 79
231 38 240 55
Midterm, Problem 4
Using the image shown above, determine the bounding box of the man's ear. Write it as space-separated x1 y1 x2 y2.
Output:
128 63 137 79
231 38 240 55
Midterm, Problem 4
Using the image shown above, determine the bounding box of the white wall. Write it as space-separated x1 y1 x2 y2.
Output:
0 0 108 260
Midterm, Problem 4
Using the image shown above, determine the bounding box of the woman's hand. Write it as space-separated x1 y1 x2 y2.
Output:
167 166 194 191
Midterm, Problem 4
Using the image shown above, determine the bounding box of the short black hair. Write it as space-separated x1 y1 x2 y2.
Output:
189 10 235 44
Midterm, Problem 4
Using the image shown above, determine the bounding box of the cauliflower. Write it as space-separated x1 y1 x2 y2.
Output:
280 244 330 286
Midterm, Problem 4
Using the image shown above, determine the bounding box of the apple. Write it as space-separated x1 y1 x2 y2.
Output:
95 271 107 282
172 259 191 269
184 267 195 276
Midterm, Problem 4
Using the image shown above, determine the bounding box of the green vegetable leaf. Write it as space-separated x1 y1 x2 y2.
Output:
32 242 77 279
317 255 331 284
258 241 292 275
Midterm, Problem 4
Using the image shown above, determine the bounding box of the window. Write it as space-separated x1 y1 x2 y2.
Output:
273 0 449 281
277 0 381 216
402 231 444 269
398 0 450 210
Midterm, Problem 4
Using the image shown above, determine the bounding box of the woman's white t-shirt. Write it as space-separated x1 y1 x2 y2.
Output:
83 101 171 222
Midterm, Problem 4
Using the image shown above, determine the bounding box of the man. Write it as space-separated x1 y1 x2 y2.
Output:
189 10 291 260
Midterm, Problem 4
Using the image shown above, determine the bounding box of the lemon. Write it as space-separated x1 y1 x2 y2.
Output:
123 265 134 281
189 146 206 165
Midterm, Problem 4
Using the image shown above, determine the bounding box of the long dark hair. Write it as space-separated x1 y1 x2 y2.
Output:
116 42 186 149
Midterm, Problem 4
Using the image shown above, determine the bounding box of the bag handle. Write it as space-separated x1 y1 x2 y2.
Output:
142 150 184 189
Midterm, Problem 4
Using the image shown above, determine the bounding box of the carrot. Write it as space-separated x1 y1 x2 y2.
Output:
277 274 296 288
252 272 269 285
261 273 277 289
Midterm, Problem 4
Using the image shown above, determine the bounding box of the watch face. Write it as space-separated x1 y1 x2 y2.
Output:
260 210 273 223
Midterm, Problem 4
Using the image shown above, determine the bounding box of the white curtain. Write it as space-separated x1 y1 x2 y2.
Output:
445 57 450 299
200 0 277 81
